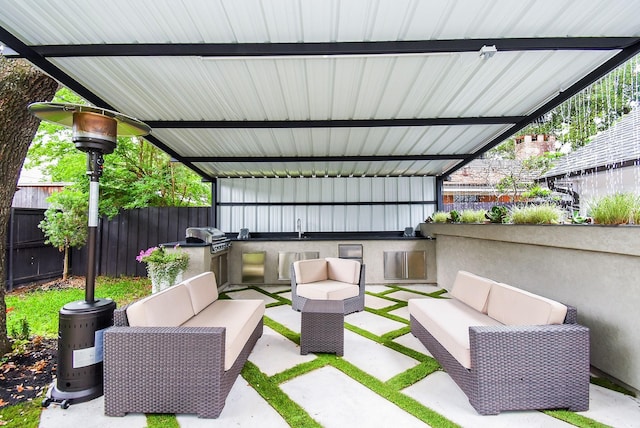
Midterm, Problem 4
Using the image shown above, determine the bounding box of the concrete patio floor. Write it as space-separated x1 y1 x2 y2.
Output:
39 284 640 428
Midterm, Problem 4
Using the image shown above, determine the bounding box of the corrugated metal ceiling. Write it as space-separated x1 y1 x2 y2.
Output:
1 0 640 179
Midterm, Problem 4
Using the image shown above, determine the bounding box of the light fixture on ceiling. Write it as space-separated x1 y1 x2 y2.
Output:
479 45 497 60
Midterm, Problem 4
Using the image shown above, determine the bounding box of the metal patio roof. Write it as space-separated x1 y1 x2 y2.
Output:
1 0 640 181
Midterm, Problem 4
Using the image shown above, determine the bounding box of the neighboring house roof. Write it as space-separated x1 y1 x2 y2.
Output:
541 108 640 180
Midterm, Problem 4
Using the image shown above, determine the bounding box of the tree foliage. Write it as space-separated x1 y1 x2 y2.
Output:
26 88 212 219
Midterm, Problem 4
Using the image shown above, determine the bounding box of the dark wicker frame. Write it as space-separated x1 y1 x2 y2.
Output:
104 305 263 418
300 299 345 356
410 306 590 415
291 262 365 315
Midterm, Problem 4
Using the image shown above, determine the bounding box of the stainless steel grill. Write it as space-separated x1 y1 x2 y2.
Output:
185 227 231 253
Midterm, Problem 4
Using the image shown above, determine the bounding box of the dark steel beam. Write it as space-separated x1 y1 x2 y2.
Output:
30 37 640 58
145 116 523 129
182 154 468 163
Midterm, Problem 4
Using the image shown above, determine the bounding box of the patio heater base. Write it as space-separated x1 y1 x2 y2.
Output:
42 298 115 408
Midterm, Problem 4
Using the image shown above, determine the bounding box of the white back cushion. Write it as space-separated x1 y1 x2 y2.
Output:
294 259 328 283
487 282 567 325
326 257 361 284
184 271 218 314
126 284 195 327
449 271 494 313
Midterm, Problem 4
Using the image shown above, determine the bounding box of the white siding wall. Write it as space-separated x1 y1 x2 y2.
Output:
218 177 436 233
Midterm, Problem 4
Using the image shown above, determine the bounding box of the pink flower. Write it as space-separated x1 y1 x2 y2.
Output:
136 247 159 263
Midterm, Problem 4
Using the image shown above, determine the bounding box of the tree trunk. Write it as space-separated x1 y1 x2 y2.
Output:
0 57 58 355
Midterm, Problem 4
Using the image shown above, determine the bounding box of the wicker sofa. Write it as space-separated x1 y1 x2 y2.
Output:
103 271 264 418
291 257 365 315
409 271 590 415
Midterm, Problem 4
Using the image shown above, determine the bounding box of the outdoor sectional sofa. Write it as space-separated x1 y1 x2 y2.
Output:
103 271 264 418
409 270 590 415
291 257 365 315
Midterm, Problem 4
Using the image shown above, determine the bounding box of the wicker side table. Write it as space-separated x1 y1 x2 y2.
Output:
300 299 345 356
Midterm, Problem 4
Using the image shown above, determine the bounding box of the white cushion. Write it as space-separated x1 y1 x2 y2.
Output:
297 280 360 300
409 298 502 369
182 299 265 370
487 282 567 325
326 257 361 284
126 284 195 327
293 259 328 284
184 271 218 314
449 271 495 313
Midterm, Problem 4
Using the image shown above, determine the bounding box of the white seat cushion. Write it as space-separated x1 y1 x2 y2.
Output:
449 271 495 314
297 280 360 300
487 283 567 325
184 271 218 314
409 298 502 369
126 284 195 327
183 299 265 370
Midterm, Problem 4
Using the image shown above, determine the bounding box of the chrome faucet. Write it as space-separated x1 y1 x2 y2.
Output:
297 218 302 239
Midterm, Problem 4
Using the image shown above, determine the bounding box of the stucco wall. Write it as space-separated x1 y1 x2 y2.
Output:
421 223 640 393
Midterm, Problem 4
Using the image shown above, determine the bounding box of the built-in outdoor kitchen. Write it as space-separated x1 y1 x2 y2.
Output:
174 226 436 287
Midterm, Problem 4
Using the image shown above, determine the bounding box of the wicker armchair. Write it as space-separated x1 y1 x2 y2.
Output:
291 257 365 315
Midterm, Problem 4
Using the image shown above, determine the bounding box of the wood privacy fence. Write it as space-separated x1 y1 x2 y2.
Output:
72 206 212 279
5 207 211 290
6 208 64 291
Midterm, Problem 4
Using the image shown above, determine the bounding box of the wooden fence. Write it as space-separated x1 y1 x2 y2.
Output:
72 206 212 278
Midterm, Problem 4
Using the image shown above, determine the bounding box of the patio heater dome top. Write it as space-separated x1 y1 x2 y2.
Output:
28 103 151 137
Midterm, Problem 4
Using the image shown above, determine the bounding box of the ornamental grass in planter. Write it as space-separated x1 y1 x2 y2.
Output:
460 209 487 223
508 203 564 224
588 193 640 225
431 211 450 223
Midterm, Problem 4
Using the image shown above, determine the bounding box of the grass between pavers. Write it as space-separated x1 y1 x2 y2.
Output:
4 279 631 428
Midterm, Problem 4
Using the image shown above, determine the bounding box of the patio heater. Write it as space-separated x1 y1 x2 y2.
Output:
28 103 150 408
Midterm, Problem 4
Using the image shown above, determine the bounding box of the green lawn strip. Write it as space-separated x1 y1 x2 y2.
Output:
590 376 636 397
391 286 449 299
145 414 180 428
381 325 412 341
364 307 409 325
345 323 433 364
250 286 292 306
329 358 460 428
542 410 612 428
0 398 42 428
241 361 322 428
377 302 408 313
385 360 443 390
270 356 330 384
263 316 300 345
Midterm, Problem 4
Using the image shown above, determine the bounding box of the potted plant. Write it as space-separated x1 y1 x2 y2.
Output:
136 245 189 293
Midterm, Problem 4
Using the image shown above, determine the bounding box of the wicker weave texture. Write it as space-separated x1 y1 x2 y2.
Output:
300 300 345 356
291 264 366 315
104 318 263 418
410 313 590 415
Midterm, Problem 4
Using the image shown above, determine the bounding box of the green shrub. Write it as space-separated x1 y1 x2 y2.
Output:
431 211 449 223
485 205 508 223
509 204 564 224
448 210 460 223
588 193 639 225
460 209 486 223
10 317 31 340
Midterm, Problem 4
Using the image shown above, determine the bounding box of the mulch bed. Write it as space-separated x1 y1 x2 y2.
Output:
0 337 57 407
1 277 86 408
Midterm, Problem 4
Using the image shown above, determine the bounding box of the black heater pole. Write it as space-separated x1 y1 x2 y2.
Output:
85 150 103 304
28 103 150 409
